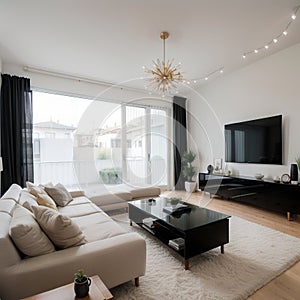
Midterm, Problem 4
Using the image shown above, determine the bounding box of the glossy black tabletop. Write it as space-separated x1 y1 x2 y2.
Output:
129 197 230 232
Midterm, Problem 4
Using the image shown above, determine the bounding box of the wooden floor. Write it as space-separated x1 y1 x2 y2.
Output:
162 190 300 300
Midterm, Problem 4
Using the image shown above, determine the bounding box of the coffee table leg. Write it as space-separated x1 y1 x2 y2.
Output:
221 244 224 254
130 220 132 226
184 259 189 270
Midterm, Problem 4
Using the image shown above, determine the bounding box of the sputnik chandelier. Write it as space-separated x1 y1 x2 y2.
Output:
143 31 184 94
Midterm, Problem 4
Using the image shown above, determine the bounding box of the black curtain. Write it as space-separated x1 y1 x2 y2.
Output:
173 96 187 190
1 74 33 194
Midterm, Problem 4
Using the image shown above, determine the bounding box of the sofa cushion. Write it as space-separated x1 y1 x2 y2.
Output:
67 196 91 206
118 184 161 199
58 203 99 218
9 205 55 257
86 186 132 207
69 190 85 198
45 183 73 207
36 193 57 210
81 220 127 242
32 206 86 249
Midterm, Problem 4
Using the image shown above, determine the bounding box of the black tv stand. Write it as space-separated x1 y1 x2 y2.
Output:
199 173 300 220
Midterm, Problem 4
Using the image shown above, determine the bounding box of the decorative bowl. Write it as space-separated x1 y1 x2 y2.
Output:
255 173 264 180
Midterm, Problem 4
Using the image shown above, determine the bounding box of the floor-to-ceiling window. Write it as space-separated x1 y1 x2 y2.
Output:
33 91 169 188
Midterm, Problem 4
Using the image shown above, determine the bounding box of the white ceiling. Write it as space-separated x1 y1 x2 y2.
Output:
1 0 300 92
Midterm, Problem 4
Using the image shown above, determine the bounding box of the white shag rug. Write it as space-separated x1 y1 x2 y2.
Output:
110 214 300 300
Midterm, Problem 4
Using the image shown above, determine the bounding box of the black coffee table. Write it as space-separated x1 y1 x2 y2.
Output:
128 197 230 270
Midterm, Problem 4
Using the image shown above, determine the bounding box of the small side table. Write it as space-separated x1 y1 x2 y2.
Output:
21 275 113 300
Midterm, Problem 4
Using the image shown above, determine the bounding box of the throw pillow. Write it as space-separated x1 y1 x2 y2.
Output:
32 206 86 249
45 183 73 207
36 193 57 211
26 181 47 197
9 205 55 256
18 190 38 212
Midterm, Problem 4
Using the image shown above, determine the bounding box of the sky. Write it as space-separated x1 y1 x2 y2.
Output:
33 91 92 127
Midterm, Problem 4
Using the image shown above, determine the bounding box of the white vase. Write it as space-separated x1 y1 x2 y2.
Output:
185 181 197 193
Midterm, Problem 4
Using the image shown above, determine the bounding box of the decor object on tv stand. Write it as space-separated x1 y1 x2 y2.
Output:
182 150 197 192
255 173 264 180
291 163 299 185
74 269 91 298
207 164 214 174
281 173 290 184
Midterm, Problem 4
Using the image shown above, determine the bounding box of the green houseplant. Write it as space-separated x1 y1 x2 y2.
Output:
182 150 197 192
74 269 91 298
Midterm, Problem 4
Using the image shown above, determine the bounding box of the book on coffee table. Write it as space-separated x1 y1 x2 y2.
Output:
168 237 185 251
142 217 157 228
163 203 189 214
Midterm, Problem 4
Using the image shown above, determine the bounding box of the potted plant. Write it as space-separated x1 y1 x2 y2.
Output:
74 269 91 298
182 150 197 192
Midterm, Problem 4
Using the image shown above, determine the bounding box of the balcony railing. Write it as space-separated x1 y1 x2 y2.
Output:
34 157 167 188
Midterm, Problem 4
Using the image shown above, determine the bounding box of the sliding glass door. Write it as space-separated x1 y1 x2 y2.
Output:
94 103 169 186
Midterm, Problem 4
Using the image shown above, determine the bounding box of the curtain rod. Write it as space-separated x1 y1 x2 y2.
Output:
23 65 147 94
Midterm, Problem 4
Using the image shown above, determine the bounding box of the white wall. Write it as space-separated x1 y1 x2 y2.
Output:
188 42 300 180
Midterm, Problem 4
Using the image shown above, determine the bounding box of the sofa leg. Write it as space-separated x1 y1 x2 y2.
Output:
134 277 139 287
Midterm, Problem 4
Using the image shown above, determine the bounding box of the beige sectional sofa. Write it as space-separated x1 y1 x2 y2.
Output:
0 184 146 300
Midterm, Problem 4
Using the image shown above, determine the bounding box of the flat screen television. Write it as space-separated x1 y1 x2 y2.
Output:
225 115 282 164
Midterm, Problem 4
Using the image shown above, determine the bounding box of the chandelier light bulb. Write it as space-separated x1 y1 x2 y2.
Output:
242 55 246 59
264 45 269 49
283 31 288 36
205 77 208 81
273 38 278 43
291 14 296 20
254 49 258 53
193 80 197 83
220 69 224 74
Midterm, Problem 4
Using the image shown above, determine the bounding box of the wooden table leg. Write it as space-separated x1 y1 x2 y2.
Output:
221 245 224 254
134 277 139 287
287 212 291 221
184 259 189 270
130 220 132 226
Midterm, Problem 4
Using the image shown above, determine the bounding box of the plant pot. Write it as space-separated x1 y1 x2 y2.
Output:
185 181 197 193
74 276 91 298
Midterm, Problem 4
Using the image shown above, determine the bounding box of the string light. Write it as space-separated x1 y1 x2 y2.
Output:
188 67 225 84
242 5 299 59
